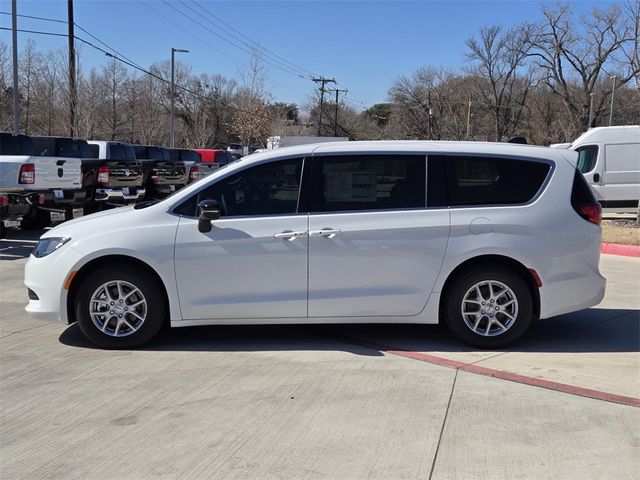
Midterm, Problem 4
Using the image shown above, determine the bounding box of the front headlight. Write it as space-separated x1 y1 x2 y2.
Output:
33 237 71 258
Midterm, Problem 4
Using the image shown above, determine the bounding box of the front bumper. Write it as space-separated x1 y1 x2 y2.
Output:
24 245 84 324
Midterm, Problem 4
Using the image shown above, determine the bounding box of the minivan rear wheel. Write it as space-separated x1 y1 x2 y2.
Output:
75 265 166 349
445 266 532 348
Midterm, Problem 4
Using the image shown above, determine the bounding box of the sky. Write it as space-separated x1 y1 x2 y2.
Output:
1 0 615 110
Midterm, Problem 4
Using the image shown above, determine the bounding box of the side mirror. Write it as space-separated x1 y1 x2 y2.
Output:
197 199 221 233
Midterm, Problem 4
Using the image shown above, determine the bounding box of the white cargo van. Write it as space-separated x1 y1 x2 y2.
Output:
569 126 639 213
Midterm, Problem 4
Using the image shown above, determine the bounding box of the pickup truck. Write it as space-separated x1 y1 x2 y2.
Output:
32 136 104 214
170 148 221 182
1 132 83 229
133 145 188 199
87 141 145 207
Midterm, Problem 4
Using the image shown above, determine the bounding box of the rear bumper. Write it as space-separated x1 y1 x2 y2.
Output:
539 270 606 318
38 189 87 211
0 193 32 220
95 187 146 204
148 182 187 198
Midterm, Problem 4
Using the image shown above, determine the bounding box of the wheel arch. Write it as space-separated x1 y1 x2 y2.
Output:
438 254 540 320
66 254 171 325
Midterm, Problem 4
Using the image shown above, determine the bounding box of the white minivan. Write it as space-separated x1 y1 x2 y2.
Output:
24 141 606 349
570 126 639 213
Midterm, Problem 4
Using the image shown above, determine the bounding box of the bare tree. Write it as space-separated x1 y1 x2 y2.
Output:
466 24 533 141
527 2 640 134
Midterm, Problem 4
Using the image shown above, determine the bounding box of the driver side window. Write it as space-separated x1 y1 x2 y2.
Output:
176 158 304 218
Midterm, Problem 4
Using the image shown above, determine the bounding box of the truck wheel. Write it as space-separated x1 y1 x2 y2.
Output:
75 265 166 349
445 265 533 348
20 209 50 230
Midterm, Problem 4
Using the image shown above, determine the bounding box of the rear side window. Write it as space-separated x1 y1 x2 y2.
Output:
1 134 35 156
55 139 81 158
311 155 426 212
180 150 200 163
78 141 93 158
446 156 550 206
88 144 99 158
32 138 49 156
109 144 126 161
575 145 598 173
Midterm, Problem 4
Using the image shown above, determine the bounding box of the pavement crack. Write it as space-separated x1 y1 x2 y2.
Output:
428 369 458 480
465 351 509 366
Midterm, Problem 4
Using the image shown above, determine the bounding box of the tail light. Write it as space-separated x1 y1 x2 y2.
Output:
18 163 35 184
571 170 602 225
189 165 200 182
97 166 109 185
0 195 8 207
577 204 602 225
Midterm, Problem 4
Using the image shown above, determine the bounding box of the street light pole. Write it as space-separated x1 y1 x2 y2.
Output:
11 0 19 135
588 93 595 129
170 47 189 148
609 75 617 126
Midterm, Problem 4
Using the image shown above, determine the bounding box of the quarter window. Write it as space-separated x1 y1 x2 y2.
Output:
311 155 426 212
575 145 598 173
176 158 303 217
446 156 550 206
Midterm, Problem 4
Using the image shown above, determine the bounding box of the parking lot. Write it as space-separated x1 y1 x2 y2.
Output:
1 229 638 480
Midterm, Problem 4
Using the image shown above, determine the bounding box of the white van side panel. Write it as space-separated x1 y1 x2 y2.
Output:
600 143 640 203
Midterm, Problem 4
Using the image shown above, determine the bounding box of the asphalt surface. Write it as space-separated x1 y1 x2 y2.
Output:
1 228 638 480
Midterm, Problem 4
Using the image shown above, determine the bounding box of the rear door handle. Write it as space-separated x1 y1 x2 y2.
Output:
309 228 342 238
274 230 307 241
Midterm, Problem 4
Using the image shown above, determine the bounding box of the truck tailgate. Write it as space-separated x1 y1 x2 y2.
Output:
0 155 82 191
34 156 82 190
105 162 144 187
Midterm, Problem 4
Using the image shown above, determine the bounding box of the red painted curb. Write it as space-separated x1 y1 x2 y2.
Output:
334 335 640 408
601 242 640 257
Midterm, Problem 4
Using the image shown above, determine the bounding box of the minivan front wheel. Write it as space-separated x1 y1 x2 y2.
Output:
445 266 533 348
75 265 166 349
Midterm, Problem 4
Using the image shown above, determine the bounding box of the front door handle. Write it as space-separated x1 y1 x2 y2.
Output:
309 228 342 239
274 230 307 241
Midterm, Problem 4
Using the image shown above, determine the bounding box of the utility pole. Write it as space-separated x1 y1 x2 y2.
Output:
609 75 617 126
465 94 472 140
11 0 19 135
312 77 335 136
333 88 348 136
67 0 76 137
170 47 189 148
588 92 595 129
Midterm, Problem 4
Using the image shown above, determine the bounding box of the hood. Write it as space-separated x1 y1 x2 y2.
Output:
41 205 138 240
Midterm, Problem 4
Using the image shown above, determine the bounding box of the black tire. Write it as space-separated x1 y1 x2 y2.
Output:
20 209 50 230
444 265 533 348
75 264 166 349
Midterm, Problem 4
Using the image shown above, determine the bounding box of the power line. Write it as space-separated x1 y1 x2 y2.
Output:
0 11 66 24
1 8 370 112
143 0 314 101
139 0 240 65
161 0 305 79
0 26 268 119
186 0 317 78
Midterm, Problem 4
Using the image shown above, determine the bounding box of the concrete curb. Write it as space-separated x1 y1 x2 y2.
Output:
601 242 640 257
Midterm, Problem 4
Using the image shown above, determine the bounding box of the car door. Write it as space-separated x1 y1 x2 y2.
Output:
174 157 308 320
307 153 450 318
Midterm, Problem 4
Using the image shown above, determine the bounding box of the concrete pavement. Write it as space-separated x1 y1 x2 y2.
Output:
1 232 638 479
